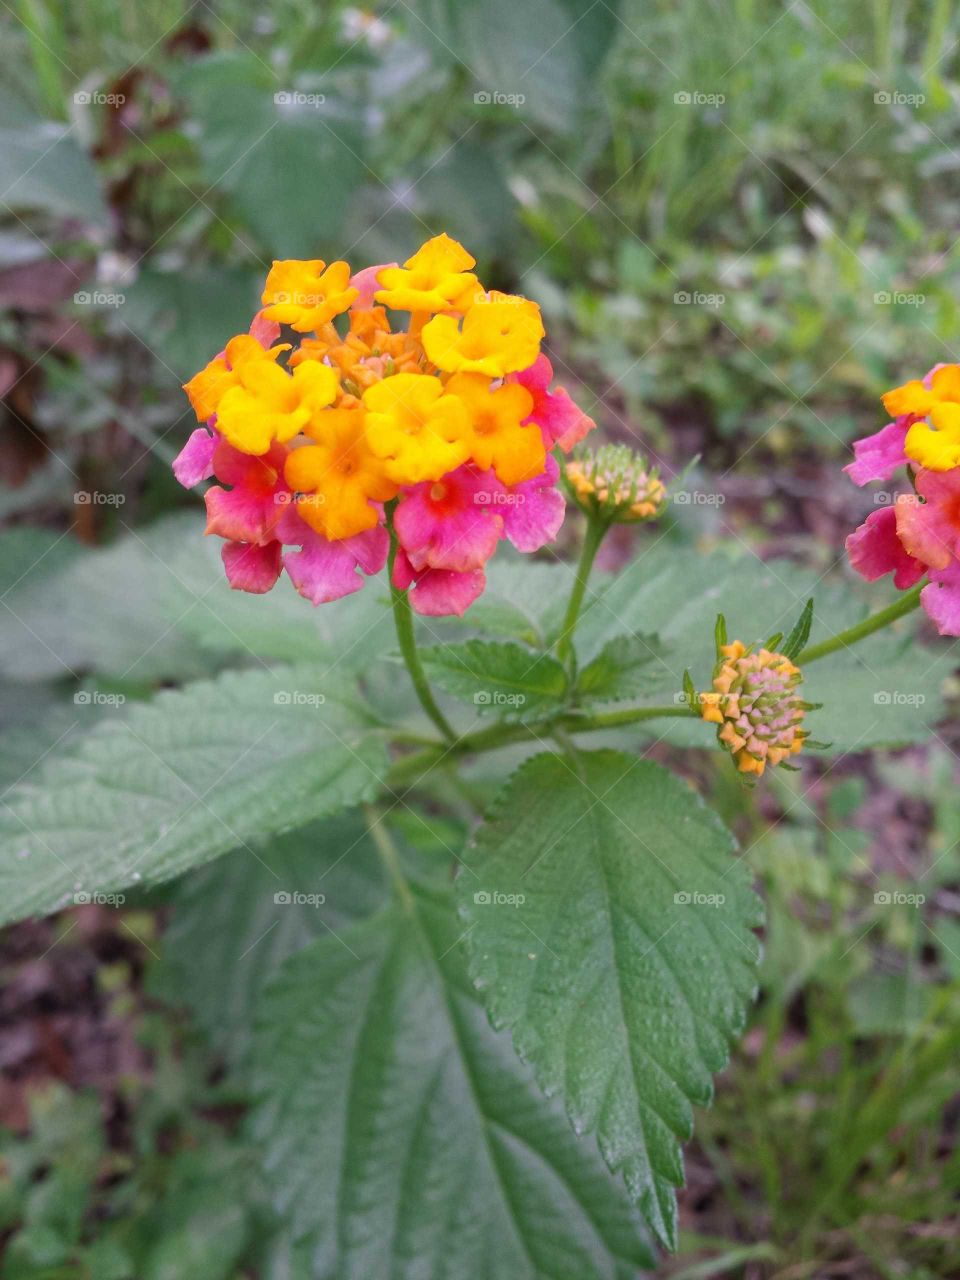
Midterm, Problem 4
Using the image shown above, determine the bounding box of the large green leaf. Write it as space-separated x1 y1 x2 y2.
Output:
420 639 567 714
250 872 654 1278
0 515 388 682
0 665 386 926
576 633 664 702
455 750 763 1248
153 814 389 1061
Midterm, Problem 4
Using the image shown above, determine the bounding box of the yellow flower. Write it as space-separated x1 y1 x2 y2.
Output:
183 334 289 422
905 402 960 472
216 360 340 455
285 406 397 539
444 372 543 485
362 372 470 483
422 298 544 377
261 259 358 332
699 641 805 777
882 363 960 419
374 234 478 313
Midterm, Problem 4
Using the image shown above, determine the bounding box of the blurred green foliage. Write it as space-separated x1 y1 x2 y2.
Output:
3 1 960 1275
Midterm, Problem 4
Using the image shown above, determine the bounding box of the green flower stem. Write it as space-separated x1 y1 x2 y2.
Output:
386 703 699 790
386 513 457 744
796 582 924 664
555 515 609 669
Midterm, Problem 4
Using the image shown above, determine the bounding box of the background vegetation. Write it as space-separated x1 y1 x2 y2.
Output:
0 1 958 1276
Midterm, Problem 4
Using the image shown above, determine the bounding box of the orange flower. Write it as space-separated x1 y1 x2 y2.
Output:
374 234 478 313
284 406 397 539
422 298 544 376
445 372 543 485
261 259 358 332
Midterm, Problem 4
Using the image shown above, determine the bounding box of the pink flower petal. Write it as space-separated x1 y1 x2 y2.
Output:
410 566 486 616
350 263 396 310
391 546 417 591
846 506 925 590
173 426 218 489
248 309 282 349
205 484 284 546
509 353 596 452
395 465 503 572
205 441 290 545
221 540 282 593
502 454 566 552
280 512 388 606
843 419 911 486
922 561 960 635
895 469 960 571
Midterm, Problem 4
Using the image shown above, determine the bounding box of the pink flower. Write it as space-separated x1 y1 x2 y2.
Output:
394 465 503 573
894 468 960 571
843 419 911 486
204 441 290 547
392 547 484 616
509 354 595 452
221 540 283 593
845 506 925 590
279 508 389 605
173 426 218 488
501 454 565 552
921 561 960 635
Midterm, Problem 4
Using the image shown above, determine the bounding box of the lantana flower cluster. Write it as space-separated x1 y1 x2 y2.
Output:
174 235 594 615
699 641 806 777
846 364 960 635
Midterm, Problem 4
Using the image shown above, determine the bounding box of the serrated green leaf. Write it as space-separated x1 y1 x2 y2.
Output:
419 639 567 714
0 666 386 926
0 515 388 682
153 814 389 1062
576 633 663 702
455 751 762 1248
250 875 654 1279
